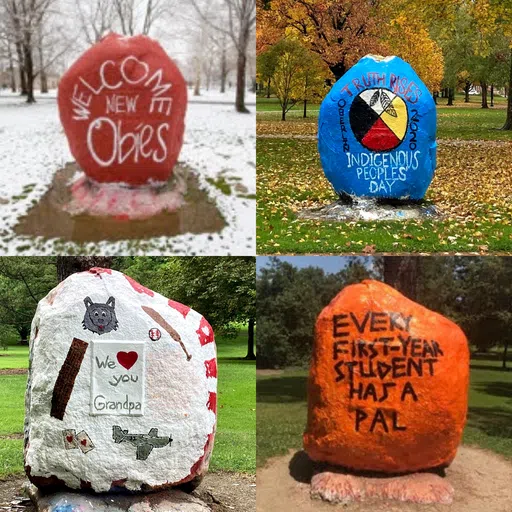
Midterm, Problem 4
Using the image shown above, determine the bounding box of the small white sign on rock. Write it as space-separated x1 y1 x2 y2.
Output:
25 268 217 493
91 340 146 416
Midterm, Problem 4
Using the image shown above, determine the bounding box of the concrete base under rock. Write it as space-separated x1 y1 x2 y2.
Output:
26 483 211 512
298 197 440 222
311 470 453 505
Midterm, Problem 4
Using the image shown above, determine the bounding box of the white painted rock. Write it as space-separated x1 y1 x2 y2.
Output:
25 268 217 493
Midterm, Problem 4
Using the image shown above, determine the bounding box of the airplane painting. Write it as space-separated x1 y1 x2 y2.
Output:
112 425 173 460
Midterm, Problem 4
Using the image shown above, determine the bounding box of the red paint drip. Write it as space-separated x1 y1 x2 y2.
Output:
188 432 215 478
207 391 217 413
124 275 155 296
204 358 217 378
88 267 112 276
196 317 214 346
168 299 191 319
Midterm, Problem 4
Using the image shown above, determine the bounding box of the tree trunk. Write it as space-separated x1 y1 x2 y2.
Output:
447 88 454 106
464 81 470 102
57 257 114 282
24 43 35 104
490 84 494 107
16 42 27 95
433 91 437 104
329 61 347 81
281 105 286 121
266 77 271 98
481 81 488 109
383 257 419 301
235 48 249 113
220 42 227 93
303 99 307 118
38 27 48 93
245 318 256 360
502 50 512 130
502 340 509 370
18 325 29 346
194 55 201 96
7 43 16 92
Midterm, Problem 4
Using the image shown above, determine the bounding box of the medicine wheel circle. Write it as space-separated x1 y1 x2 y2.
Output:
349 88 408 152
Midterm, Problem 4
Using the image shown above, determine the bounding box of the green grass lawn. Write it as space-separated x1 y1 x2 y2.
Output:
257 138 512 254
0 331 255 479
0 346 30 369
257 95 512 141
256 358 512 468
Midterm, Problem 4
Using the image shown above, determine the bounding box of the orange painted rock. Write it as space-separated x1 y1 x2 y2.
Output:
58 33 187 186
303 280 469 473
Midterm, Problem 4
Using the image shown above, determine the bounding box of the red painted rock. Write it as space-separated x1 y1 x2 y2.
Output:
58 33 187 186
304 280 469 473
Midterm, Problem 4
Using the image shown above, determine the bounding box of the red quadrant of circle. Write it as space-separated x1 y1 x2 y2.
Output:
361 117 401 151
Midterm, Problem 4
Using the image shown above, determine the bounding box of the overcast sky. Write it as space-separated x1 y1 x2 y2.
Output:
256 256 375 274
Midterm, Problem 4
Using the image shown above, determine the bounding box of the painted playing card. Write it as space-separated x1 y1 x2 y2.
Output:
62 429 78 449
76 430 95 454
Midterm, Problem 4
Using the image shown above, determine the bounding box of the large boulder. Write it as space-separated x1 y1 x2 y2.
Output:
25 268 216 492
58 33 187 186
318 55 436 200
304 280 469 473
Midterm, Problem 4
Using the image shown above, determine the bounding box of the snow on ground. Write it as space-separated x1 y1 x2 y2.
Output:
0 91 255 255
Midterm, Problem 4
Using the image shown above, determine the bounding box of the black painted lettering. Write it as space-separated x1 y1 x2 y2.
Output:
391 357 406 378
432 340 444 357
334 361 344 382
370 312 387 332
423 358 438 376
333 314 349 337
370 409 389 433
355 409 368 431
363 383 378 401
407 357 423 377
422 340 435 357
350 311 371 333
376 361 392 379
379 382 397 402
333 340 349 360
378 337 394 356
411 338 422 357
349 381 363 399
401 381 418 402
397 334 411 356
392 411 407 431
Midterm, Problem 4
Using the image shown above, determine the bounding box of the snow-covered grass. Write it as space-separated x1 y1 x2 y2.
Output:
0 92 255 255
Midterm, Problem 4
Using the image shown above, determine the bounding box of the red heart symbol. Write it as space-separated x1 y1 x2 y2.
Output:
117 351 138 370
66 435 74 443
58 33 187 186
81 439 87 446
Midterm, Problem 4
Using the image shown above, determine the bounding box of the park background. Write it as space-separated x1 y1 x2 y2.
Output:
0 256 256 510
256 0 512 254
257 256 512 470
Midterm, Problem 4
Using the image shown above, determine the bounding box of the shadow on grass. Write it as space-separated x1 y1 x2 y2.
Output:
473 381 512 400
218 357 255 365
470 363 512 372
257 375 307 403
467 406 512 439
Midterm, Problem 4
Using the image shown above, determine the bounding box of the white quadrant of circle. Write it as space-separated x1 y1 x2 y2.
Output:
359 88 398 116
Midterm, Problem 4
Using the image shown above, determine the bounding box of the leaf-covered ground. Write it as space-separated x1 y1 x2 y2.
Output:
257 106 512 141
257 137 512 254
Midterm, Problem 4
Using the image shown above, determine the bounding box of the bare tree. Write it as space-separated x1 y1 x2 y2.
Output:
75 0 115 45
113 0 165 36
190 0 255 113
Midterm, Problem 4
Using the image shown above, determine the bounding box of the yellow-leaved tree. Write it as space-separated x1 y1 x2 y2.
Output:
384 14 445 92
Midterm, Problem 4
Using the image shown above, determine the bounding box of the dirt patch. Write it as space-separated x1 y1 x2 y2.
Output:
256 447 512 512
15 162 226 243
0 472 255 512
0 434 23 440
0 369 27 375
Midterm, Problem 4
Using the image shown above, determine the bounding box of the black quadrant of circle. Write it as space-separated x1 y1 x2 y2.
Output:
349 95 380 144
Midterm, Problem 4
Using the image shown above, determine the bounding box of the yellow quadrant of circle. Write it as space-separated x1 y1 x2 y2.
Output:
380 96 408 140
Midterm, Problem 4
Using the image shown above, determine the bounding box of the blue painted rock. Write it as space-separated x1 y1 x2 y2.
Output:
318 55 436 200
